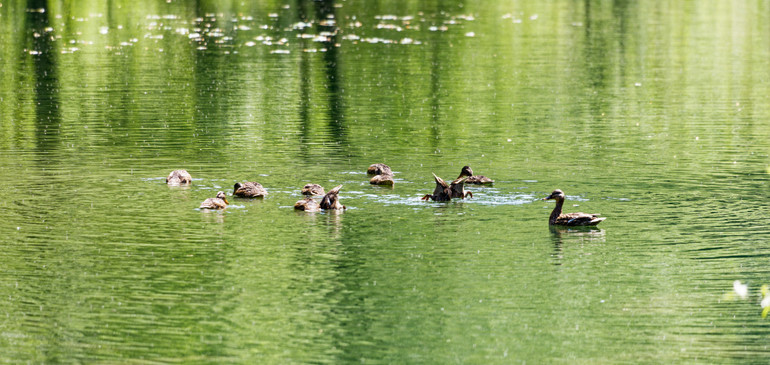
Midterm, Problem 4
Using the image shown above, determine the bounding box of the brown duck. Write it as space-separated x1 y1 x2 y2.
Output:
421 173 455 202
543 189 605 226
294 197 321 212
367 163 395 186
199 191 229 209
320 185 346 210
166 169 192 185
367 163 392 175
301 184 325 196
450 167 473 199
233 181 268 198
460 165 494 184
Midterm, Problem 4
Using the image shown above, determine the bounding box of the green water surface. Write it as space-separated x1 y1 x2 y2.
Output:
2 0 770 363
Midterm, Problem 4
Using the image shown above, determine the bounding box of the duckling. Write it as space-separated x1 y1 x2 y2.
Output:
320 185 346 210
421 173 452 202
367 163 392 175
166 169 192 185
294 197 321 212
459 165 494 185
233 181 268 198
199 191 229 209
301 184 325 196
542 189 605 226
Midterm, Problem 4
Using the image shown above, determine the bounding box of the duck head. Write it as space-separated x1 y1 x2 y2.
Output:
543 189 565 201
216 191 229 205
459 165 473 178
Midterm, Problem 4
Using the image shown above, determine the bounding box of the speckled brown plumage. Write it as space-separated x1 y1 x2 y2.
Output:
233 181 268 198
320 185 346 210
199 191 229 209
543 189 605 226
166 169 192 185
458 165 494 185
368 163 395 186
370 174 395 186
294 197 321 212
367 163 392 175
301 184 325 196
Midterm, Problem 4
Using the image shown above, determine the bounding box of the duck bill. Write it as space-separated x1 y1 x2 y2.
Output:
223 197 229 205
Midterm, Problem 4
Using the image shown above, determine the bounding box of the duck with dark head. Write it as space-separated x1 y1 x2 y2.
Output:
233 181 268 198
542 189 605 226
458 165 494 185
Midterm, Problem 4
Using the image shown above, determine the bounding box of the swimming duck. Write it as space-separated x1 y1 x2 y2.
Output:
370 174 395 186
367 163 392 175
199 191 229 209
233 181 268 198
421 173 453 201
459 165 494 184
294 197 321 212
320 185 346 210
301 184 325 196
166 169 192 185
542 189 605 226
367 163 395 186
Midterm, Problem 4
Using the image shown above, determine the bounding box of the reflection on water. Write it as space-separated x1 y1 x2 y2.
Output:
549 226 606 265
2 0 770 363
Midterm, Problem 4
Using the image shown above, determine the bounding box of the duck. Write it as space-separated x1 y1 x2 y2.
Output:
233 181 268 198
421 173 453 201
199 191 229 209
459 165 494 184
370 174 395 186
450 167 473 199
320 185 346 210
294 197 321 212
542 189 605 226
166 169 192 185
301 183 325 196
367 163 392 175
367 163 395 186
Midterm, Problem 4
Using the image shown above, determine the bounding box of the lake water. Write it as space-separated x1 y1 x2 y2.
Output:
2 0 770 363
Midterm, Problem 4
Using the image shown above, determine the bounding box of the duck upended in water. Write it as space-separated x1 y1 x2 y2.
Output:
301 184 325 197
367 163 395 186
459 165 494 185
233 181 268 198
320 185 346 210
166 169 192 185
542 189 605 226
199 191 229 209
294 197 321 212
422 173 454 202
